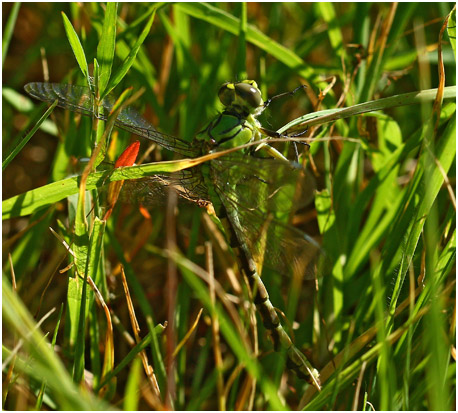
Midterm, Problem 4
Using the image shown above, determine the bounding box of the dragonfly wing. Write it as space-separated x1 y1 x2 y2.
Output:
25 82 94 116
24 82 199 157
211 155 321 279
109 104 200 157
119 167 209 206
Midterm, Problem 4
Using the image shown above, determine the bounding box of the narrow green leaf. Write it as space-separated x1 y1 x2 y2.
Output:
317 3 345 60
175 2 317 82
2 277 108 409
169 250 286 410
96 323 166 392
315 189 335 234
2 3 20 67
35 304 64 410
123 357 142 410
385 115 456 325
447 7 456 57
235 3 247 80
2 99 58 171
97 2 118 95
71 219 90 384
61 11 91 88
2 158 199 220
279 86 457 133
102 8 156 99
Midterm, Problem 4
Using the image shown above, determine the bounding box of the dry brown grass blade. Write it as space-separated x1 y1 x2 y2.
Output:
432 8 452 129
84 275 114 397
120 266 162 406
172 308 203 359
206 241 226 410
202 212 242 295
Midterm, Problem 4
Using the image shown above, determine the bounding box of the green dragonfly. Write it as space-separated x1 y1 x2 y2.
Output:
24 80 322 390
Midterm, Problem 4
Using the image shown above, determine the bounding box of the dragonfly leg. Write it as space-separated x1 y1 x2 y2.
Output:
261 85 307 112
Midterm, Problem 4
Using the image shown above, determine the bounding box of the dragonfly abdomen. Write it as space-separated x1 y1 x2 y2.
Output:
218 204 321 389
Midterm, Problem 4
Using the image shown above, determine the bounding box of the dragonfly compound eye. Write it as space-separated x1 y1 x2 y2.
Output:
218 82 236 107
234 82 263 109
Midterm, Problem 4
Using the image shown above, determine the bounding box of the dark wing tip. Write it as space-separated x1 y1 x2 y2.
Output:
24 82 34 93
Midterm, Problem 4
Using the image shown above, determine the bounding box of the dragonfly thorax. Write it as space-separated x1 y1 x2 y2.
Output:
194 111 259 153
193 80 266 153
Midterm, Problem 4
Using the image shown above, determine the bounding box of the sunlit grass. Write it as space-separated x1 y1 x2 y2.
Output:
2 2 456 410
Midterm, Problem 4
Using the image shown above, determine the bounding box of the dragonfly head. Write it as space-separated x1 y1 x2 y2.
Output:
218 80 264 117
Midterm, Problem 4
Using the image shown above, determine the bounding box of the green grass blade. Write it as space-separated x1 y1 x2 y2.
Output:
385 115 456 323
317 3 345 60
2 99 58 171
123 357 142 410
168 250 287 411
447 7 456 56
61 11 91 89
72 218 106 384
96 2 118 95
102 8 156 100
96 323 166 392
2 277 108 409
235 3 247 80
2 157 200 220
70 234 90 383
176 2 317 82
279 86 456 132
2 3 20 67
358 3 415 102
35 303 64 410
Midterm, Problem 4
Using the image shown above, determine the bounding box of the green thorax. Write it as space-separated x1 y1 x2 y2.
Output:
192 80 265 155
192 80 266 215
194 111 262 153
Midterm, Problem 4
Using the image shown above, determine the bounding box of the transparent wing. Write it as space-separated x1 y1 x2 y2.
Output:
210 155 322 279
119 167 209 206
24 82 199 157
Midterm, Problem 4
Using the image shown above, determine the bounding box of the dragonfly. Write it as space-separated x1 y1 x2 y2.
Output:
25 80 322 390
